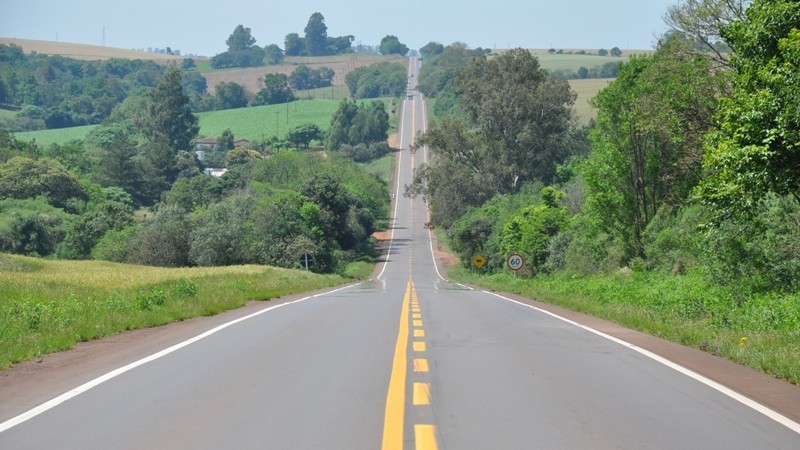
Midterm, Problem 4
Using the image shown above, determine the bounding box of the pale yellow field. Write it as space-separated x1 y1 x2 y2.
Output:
0 37 187 61
568 78 613 124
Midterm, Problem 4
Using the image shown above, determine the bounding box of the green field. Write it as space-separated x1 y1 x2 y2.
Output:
14 124 98 146
197 99 341 140
0 254 369 369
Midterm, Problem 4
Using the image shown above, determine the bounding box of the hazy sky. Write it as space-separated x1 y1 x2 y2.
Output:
2 0 678 56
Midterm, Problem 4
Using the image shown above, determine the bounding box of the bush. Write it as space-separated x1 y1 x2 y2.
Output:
126 205 191 267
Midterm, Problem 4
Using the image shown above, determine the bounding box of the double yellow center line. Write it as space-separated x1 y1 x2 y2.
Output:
382 281 437 450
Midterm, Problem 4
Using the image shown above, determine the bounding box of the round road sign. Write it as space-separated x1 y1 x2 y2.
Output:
507 254 524 271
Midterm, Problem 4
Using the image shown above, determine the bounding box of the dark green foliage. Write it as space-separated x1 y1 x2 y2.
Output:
161 175 224 211
0 156 87 211
127 205 191 267
0 44 167 130
263 44 285 65
189 194 257 266
379 35 409 56
338 142 391 162
697 0 800 219
210 47 266 69
90 225 137 262
304 13 329 56
583 38 725 261
284 33 304 56
419 42 444 59
288 65 334 90
226 25 256 51
0 198 69 256
326 99 389 151
214 82 248 109
57 201 134 259
344 63 406 99
142 66 199 153
251 73 295 106
287 123 323 149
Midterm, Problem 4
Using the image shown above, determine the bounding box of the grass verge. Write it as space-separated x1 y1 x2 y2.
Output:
0 254 364 369
447 266 800 385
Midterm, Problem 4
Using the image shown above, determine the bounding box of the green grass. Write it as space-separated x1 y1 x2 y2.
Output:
448 266 800 385
359 152 397 184
0 253 363 369
14 124 98 147
296 85 351 102
197 99 341 141
0 108 18 119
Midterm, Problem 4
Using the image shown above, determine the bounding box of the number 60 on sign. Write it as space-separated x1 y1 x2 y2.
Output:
507 254 524 271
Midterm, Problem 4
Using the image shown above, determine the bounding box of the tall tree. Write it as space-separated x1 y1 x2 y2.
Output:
226 25 256 51
584 37 726 259
697 0 800 218
284 33 305 56
304 13 329 56
664 0 748 67
141 65 199 154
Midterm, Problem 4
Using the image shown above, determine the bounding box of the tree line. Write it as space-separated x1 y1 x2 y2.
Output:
0 59 393 273
409 0 800 298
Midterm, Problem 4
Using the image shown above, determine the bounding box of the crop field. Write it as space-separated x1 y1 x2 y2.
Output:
15 124 98 146
568 78 612 124
197 99 341 141
0 37 188 61
0 254 359 368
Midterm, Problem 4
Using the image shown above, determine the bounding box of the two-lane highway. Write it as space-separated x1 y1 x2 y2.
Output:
2 56 800 449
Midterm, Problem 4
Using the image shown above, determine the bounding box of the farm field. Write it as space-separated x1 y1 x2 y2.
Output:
569 78 612 123
0 37 188 61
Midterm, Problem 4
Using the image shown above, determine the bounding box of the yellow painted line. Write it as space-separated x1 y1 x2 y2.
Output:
381 281 412 450
414 424 438 450
413 382 431 405
412 307 421 312
413 320 423 327
414 358 429 373
414 329 425 338
412 313 422 319
413 341 426 352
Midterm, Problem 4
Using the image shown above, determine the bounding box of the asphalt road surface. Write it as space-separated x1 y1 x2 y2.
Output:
1 57 799 449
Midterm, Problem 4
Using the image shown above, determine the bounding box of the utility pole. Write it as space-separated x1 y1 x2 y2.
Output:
275 111 280 137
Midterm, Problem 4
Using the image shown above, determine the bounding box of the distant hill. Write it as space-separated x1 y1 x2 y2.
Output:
0 37 188 61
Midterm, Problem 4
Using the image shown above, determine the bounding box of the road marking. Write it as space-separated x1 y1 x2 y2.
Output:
414 358 429 373
0 283 363 434
413 382 431 405
412 312 422 319
414 424 438 450
381 281 412 450
484 290 800 436
414 329 425 338
413 341 426 352
413 319 423 327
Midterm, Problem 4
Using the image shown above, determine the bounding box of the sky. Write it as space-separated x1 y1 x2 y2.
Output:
2 0 679 57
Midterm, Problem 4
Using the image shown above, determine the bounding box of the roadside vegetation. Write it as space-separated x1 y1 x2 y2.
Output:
0 253 368 369
413 0 800 385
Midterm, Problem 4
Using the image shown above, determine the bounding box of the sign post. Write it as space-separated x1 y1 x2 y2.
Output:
471 254 487 270
300 253 314 271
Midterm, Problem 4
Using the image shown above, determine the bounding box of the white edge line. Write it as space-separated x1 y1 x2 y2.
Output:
376 58 413 280
483 290 800 435
0 282 361 433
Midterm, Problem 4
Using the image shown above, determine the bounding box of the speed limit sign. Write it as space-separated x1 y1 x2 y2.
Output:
507 254 524 271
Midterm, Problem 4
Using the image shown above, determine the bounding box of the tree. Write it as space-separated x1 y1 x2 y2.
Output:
181 58 196 70
58 201 134 259
287 123 323 149
226 25 256 51
127 204 191 267
380 35 409 55
664 0 748 67
263 44 284 65
697 0 800 219
585 37 726 260
214 82 248 109
251 73 295 105
0 156 87 210
598 48 609 56
141 65 199 154
304 13 329 56
420 42 445 59
610 46 623 57
284 33 305 56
